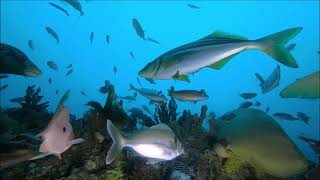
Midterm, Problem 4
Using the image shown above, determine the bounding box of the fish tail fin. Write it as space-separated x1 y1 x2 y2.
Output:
256 27 302 68
129 84 136 91
168 86 174 96
106 120 125 165
254 73 264 88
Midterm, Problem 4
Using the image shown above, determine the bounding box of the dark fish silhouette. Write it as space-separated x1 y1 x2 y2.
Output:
106 35 110 44
113 66 117 75
0 43 42 77
99 80 111 94
66 64 72 68
45 26 59 43
49 2 70 16
299 135 320 154
66 69 73 76
286 43 296 52
147 37 160 44
0 75 9 79
90 32 94 44
130 51 134 59
255 65 280 94
137 77 142 87
62 0 84 16
132 18 145 40
187 4 200 9
296 112 310 124
48 78 53 84
273 112 299 121
10 97 25 103
81 91 88 97
265 107 270 113
239 101 253 108
56 90 59 95
239 92 257 99
0 84 8 91
47 61 58 71
254 101 261 107
27 40 34 50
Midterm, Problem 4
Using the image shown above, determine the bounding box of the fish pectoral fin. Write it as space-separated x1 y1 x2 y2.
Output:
29 152 52 161
172 71 190 83
54 153 62 160
207 53 240 70
70 138 85 145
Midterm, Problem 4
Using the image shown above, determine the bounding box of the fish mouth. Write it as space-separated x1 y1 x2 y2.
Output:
24 68 42 77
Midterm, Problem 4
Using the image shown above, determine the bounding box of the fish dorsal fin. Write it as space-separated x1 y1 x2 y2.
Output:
53 90 70 119
207 52 240 70
197 31 248 42
150 123 172 131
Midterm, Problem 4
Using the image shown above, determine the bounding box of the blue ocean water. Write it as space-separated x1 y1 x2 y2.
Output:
0 0 319 164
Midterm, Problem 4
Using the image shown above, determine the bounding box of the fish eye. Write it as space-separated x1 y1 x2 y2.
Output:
63 127 66 132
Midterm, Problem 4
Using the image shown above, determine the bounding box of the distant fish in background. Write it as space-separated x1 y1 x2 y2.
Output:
0 84 8 91
90 32 94 44
239 92 257 99
129 84 166 103
0 43 42 77
66 69 73 76
113 66 117 75
10 97 25 103
99 80 112 94
142 105 152 114
265 107 270 113
65 64 72 68
137 77 142 87
296 112 310 124
45 26 60 43
27 40 34 50
118 94 136 102
62 0 84 16
254 101 261 107
56 90 59 95
81 91 88 97
48 78 53 84
147 37 160 44
168 86 208 103
130 51 134 59
132 18 146 40
106 35 110 44
30 90 84 160
49 2 70 16
0 74 9 79
273 112 308 124
47 61 58 71
187 4 200 9
255 65 280 94
298 135 320 155
238 101 253 109
286 43 296 51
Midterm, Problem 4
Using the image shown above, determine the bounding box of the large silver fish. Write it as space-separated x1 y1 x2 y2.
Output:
0 43 42 77
30 90 84 160
129 84 166 103
105 120 184 164
255 65 280 94
138 27 302 82
168 87 208 103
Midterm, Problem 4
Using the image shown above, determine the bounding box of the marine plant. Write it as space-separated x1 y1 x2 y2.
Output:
18 85 49 112
223 151 244 178
105 156 126 180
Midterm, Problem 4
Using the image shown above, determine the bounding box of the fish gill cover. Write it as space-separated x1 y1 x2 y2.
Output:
0 1 319 180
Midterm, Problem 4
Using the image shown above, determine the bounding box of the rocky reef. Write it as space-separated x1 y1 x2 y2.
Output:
0 85 313 180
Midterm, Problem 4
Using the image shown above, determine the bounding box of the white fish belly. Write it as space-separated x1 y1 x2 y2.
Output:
129 144 173 160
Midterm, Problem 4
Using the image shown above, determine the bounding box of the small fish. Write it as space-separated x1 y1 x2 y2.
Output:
137 77 142 87
187 4 200 9
0 74 9 79
118 95 136 102
286 43 296 52
220 112 236 121
10 97 25 103
30 91 84 160
45 26 60 43
0 43 42 77
239 101 253 108
81 91 88 97
149 99 166 106
145 78 156 84
139 28 301 82
106 35 110 44
255 65 280 94
129 84 166 103
147 37 160 44
254 101 261 107
56 90 59 95
142 105 152 114
105 120 184 164
49 2 70 16
296 112 310 124
0 84 9 91
27 40 34 50
47 61 58 71
239 92 257 99
65 64 72 68
113 66 117 75
90 32 94 44
99 80 112 94
66 69 73 76
130 51 134 59
168 86 208 103
265 107 270 113
132 18 145 40
273 112 300 121
48 78 53 84
298 135 320 154
62 0 84 16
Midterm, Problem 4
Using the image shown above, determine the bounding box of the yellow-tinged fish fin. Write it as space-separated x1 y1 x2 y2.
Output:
172 70 190 82
211 31 248 40
207 53 240 70
150 123 172 130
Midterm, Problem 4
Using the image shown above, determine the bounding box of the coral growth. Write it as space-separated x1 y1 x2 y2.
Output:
18 85 49 112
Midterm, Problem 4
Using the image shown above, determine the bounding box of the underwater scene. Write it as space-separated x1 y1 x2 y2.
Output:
0 0 319 179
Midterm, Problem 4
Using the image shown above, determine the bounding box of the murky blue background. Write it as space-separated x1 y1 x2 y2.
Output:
1 1 319 162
